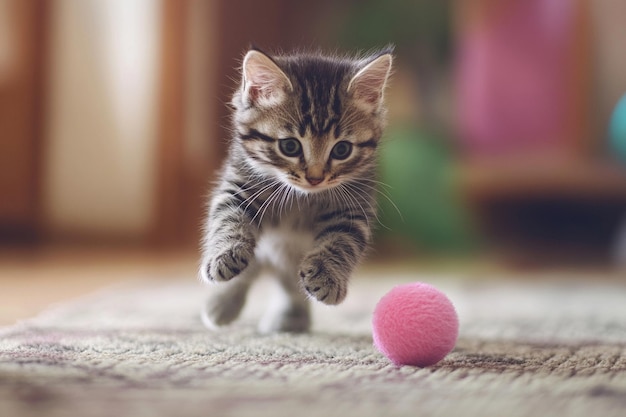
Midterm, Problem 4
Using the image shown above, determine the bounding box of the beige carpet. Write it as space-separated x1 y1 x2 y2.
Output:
1 271 626 417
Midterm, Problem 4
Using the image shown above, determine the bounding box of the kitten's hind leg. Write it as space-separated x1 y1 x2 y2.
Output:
201 262 259 330
258 272 310 334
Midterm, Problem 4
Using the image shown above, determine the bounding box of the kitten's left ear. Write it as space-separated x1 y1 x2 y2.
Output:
348 54 393 113
242 50 293 108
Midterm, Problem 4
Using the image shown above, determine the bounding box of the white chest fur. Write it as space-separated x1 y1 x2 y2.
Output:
255 224 316 274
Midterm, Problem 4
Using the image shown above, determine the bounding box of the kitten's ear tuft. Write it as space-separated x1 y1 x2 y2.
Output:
348 54 393 112
242 50 292 108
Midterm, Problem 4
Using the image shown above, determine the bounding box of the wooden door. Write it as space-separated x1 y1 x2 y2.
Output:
0 0 48 243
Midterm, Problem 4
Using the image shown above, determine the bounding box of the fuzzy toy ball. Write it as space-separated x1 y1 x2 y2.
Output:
372 282 459 367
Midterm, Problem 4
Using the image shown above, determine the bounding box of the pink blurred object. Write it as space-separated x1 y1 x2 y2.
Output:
456 0 579 156
372 283 459 367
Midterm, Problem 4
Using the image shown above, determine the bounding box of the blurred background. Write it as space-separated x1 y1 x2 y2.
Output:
1 0 626 319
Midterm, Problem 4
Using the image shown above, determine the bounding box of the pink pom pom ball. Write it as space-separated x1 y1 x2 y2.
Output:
372 282 459 367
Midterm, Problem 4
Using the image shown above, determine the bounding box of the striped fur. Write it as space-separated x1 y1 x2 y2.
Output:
200 48 392 333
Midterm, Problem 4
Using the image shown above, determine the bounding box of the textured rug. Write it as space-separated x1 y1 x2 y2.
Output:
1 270 626 417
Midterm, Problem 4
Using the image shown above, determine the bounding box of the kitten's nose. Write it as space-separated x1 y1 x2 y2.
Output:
306 176 324 186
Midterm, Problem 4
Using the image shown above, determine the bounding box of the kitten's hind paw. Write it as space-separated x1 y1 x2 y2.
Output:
258 304 311 334
201 280 250 329
201 241 254 283
299 254 348 305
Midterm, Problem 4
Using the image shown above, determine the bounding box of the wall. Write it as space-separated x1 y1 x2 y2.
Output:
43 0 161 240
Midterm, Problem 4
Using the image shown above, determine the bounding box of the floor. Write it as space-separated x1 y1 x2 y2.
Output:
1 244 623 327
0 246 197 326
2 247 626 417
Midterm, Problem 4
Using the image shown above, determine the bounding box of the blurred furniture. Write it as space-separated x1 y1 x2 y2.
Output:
0 0 48 243
455 0 626 264
0 0 335 248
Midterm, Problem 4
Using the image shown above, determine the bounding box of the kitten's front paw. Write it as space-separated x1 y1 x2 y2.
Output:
299 253 347 305
201 241 254 283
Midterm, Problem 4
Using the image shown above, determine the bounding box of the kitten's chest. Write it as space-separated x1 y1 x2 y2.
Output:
255 212 316 270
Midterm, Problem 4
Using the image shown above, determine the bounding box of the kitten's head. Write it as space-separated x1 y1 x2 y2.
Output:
231 48 393 194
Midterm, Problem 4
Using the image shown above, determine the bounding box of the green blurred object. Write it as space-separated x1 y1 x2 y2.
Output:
338 0 451 62
609 93 626 163
378 126 474 252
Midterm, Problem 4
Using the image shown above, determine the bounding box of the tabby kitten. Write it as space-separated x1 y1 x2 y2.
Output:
200 48 393 333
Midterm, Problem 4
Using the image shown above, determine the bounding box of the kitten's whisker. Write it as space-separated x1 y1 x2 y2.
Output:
356 177 393 190
339 183 372 231
253 183 286 226
277 183 291 219
343 182 390 230
328 187 340 210
239 179 281 219
277 185 286 219
334 185 354 214
350 180 404 222
238 180 278 210
335 186 358 228
289 186 297 212
270 184 290 222
230 176 274 198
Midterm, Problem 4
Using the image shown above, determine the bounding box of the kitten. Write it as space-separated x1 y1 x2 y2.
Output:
200 48 393 333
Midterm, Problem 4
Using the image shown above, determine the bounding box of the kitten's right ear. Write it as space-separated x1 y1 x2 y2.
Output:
241 50 292 108
348 53 393 113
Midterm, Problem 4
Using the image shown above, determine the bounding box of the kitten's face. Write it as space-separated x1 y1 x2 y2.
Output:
232 50 392 194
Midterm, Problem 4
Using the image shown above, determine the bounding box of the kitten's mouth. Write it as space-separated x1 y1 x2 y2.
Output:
289 179 336 193
302 184 330 192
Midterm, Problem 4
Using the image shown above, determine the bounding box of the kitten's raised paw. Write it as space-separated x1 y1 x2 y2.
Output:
202 241 254 283
299 254 347 305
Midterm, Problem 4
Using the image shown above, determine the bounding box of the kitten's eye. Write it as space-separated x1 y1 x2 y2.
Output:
331 141 353 160
278 138 302 157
